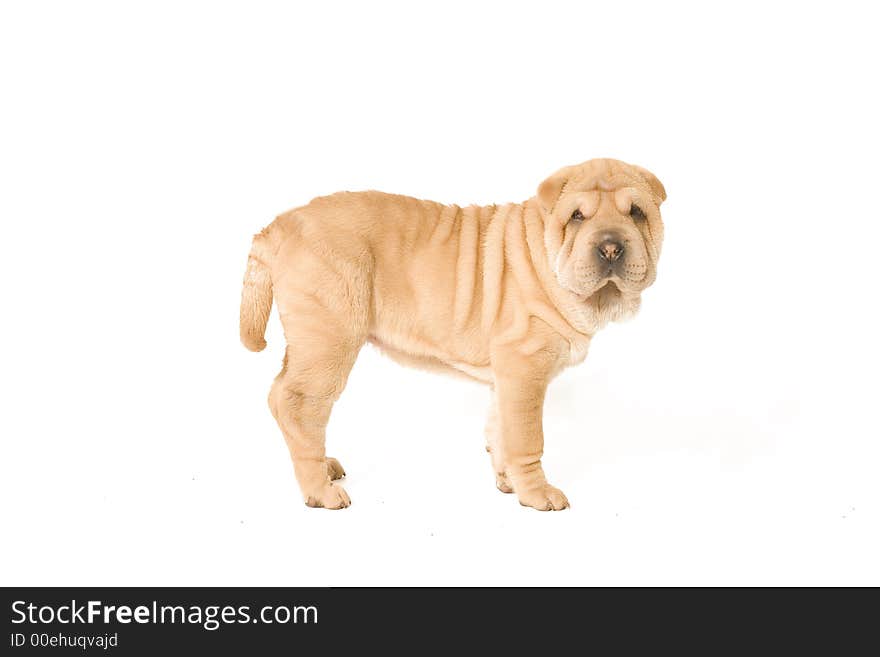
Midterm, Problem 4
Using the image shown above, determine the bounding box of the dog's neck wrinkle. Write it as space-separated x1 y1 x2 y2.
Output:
478 199 595 344
523 199 598 339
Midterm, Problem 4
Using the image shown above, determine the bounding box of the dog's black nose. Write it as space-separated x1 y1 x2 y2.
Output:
597 239 624 263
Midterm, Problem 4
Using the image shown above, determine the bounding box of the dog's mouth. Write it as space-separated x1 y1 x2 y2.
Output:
583 280 622 310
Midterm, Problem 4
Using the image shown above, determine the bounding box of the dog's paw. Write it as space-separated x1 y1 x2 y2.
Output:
495 472 514 494
304 482 351 510
325 457 346 481
517 484 570 511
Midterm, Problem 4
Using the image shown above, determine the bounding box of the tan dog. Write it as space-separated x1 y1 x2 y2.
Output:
240 158 666 510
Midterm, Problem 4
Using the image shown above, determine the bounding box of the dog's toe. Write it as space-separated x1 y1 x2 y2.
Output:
517 484 570 511
304 482 351 510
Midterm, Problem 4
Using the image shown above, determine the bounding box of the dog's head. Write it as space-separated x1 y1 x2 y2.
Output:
537 158 666 325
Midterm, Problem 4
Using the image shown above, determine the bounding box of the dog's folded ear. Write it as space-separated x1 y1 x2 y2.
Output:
537 165 577 214
632 165 667 204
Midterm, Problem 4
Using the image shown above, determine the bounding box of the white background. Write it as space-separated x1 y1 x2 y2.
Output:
2 1 878 586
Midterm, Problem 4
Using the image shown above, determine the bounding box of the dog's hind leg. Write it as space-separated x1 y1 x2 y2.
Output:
268 331 363 508
268 266 368 508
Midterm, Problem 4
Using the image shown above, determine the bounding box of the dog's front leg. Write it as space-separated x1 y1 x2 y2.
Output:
485 390 514 493
491 344 569 511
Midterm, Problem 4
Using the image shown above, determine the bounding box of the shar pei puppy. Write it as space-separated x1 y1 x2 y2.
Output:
240 158 666 510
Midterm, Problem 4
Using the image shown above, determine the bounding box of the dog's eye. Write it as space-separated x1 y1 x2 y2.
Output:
629 204 646 221
570 209 584 222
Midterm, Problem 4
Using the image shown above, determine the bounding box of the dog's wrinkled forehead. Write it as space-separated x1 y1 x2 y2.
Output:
538 158 666 215
565 160 630 192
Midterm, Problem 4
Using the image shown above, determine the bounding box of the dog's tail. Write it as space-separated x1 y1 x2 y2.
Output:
239 224 278 352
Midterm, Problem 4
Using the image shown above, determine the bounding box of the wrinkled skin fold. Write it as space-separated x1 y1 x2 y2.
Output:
240 158 666 510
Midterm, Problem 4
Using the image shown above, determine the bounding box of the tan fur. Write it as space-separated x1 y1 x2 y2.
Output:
240 158 666 510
